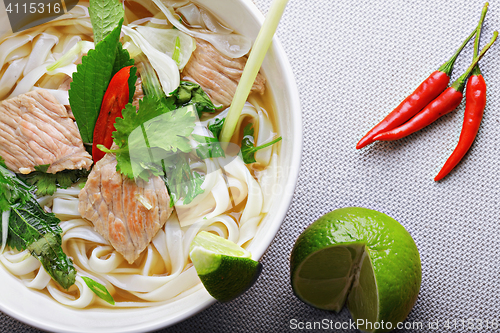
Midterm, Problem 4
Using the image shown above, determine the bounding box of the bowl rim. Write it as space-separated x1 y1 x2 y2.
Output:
0 0 303 331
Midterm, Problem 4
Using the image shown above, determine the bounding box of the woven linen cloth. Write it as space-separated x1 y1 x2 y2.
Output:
2 0 500 332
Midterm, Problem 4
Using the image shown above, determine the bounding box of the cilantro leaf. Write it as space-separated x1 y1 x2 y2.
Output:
0 163 76 289
69 20 124 144
108 95 205 204
241 124 282 164
21 166 89 197
81 276 115 305
171 81 219 117
161 154 204 205
208 117 225 140
192 134 225 159
89 0 125 44
111 97 196 181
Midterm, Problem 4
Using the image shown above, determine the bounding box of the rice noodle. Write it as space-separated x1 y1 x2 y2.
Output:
0 57 28 99
23 31 60 76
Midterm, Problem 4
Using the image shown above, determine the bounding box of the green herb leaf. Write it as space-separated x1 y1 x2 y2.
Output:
69 20 124 144
192 134 225 159
0 159 32 212
0 163 76 289
241 124 282 164
89 0 125 44
127 66 138 103
81 276 115 305
171 81 218 117
162 154 204 205
21 166 89 197
112 97 195 181
112 43 137 103
208 117 225 140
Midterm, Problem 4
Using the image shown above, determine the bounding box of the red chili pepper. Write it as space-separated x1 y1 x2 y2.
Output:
356 29 476 149
374 31 497 143
92 66 133 163
434 5 489 181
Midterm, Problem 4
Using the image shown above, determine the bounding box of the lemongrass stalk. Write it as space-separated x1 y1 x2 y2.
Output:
220 0 289 143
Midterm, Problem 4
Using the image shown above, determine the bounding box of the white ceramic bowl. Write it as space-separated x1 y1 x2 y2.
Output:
0 0 302 331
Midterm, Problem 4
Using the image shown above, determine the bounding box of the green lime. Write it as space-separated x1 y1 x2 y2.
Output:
190 231 262 302
290 207 421 333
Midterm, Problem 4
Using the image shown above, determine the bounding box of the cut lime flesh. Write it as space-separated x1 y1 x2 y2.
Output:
348 252 379 333
292 244 365 312
290 207 421 333
190 231 251 260
190 231 261 302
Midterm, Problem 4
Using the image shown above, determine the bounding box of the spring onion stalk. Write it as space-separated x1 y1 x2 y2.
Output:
172 36 181 66
1 209 10 254
220 0 289 143
46 41 94 72
137 55 164 100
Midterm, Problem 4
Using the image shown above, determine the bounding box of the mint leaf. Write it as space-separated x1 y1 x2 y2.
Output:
0 163 76 289
89 0 125 44
0 160 32 212
81 276 115 305
69 20 124 144
22 167 89 197
241 124 282 164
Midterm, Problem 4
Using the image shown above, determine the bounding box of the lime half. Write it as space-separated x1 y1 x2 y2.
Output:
290 207 421 333
190 231 262 302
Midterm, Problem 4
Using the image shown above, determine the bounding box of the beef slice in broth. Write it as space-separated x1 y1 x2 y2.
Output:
0 90 92 174
78 153 173 264
182 38 266 108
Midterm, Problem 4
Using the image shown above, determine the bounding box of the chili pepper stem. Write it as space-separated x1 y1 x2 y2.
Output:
452 31 497 92
438 29 477 76
472 3 489 76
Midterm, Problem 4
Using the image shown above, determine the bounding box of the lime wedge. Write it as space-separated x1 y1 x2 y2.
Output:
290 207 421 333
190 231 262 302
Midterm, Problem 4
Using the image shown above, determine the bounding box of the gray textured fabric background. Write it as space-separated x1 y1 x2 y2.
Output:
2 0 500 332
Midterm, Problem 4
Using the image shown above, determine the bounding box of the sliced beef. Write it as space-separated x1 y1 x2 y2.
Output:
182 38 266 108
0 90 92 174
78 153 173 264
